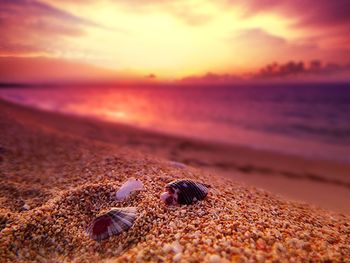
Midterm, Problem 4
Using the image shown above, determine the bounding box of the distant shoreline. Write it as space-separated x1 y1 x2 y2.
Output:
1 93 350 166
1 80 350 87
0 83 31 88
1 83 350 166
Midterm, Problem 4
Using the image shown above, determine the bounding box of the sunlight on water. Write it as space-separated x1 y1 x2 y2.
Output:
1 83 350 163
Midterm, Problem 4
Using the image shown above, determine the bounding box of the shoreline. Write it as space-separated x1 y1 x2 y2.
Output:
0 98 349 262
2 93 350 166
1 98 349 214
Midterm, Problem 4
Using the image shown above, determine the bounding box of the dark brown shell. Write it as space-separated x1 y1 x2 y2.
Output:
86 207 137 241
166 180 210 205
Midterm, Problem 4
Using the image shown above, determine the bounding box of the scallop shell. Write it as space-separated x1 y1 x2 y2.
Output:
116 178 144 201
160 179 210 205
86 207 137 241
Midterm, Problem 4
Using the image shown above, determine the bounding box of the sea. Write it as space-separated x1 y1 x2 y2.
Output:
1 82 350 163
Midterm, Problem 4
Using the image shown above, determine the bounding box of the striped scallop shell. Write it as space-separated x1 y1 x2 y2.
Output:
86 207 137 241
165 180 210 205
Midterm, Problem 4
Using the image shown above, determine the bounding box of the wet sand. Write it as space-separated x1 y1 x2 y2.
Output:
0 99 349 262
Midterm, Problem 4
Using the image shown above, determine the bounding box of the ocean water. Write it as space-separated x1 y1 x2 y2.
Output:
1 83 350 163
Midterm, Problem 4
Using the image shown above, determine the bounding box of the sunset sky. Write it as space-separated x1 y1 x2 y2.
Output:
0 0 350 82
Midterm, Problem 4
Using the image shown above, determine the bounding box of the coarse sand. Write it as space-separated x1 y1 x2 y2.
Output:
0 100 349 262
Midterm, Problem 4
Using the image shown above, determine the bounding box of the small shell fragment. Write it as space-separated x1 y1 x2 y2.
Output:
116 178 143 201
160 179 210 205
169 161 186 169
86 207 137 241
22 203 30 210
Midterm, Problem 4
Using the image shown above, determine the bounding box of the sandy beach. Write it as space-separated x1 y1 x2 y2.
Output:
0 99 349 262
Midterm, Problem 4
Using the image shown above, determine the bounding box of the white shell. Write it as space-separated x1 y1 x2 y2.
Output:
169 161 186 169
116 178 144 201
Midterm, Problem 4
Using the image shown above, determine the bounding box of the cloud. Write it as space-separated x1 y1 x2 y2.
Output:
227 28 319 65
0 56 118 83
1 0 349 77
181 60 350 82
232 28 287 46
0 0 102 55
235 0 350 33
145 73 156 79
167 5 212 26
0 0 100 27
256 60 350 79
53 0 350 29
223 0 350 56
95 0 213 26
181 72 242 83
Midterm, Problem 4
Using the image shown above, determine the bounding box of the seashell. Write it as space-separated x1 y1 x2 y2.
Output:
169 161 186 169
116 178 143 201
86 207 137 241
160 179 210 205
22 203 30 211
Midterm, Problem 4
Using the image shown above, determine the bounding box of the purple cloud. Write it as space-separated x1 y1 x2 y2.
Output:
256 60 350 79
0 0 104 54
238 0 350 31
182 60 350 82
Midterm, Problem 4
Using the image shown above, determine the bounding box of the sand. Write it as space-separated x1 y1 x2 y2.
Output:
2 99 350 213
0 99 349 262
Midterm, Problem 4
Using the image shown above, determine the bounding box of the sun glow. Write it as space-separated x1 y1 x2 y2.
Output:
38 0 301 77
2 0 349 82
105 110 127 120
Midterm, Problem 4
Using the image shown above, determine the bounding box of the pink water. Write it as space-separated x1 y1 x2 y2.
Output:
1 83 350 164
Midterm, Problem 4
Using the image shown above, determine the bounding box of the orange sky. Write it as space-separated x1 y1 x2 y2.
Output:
0 0 350 82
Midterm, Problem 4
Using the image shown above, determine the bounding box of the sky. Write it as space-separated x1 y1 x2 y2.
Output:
0 0 350 82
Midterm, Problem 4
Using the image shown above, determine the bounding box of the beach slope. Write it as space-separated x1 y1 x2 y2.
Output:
0 100 349 262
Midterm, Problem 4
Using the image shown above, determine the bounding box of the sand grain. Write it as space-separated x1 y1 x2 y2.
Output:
0 100 349 262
